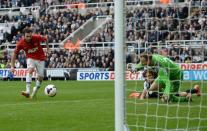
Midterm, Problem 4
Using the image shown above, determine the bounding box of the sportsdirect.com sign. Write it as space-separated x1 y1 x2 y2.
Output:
77 70 207 81
77 71 144 81
0 69 36 78
179 63 207 70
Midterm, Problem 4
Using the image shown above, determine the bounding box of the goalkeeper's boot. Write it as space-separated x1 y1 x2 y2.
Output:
21 91 30 98
194 85 201 96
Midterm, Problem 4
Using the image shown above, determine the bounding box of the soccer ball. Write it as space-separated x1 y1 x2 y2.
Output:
44 84 57 97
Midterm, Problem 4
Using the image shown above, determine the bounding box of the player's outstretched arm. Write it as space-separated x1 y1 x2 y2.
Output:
140 89 148 100
161 80 171 102
136 62 144 71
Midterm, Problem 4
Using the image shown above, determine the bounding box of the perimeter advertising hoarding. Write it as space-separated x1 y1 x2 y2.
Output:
0 69 36 78
77 71 144 81
183 70 207 80
77 70 207 81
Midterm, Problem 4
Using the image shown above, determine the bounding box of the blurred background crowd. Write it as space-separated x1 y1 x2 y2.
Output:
0 0 207 70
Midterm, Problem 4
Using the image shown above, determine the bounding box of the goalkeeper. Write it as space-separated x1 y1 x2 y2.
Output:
127 52 199 102
137 68 201 102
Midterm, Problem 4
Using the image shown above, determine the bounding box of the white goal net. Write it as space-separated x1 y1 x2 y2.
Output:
125 0 207 130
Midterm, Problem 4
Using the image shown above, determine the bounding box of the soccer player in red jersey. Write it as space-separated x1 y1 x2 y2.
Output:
11 28 49 99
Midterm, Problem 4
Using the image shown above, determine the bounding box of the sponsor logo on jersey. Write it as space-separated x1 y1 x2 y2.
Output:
28 47 38 53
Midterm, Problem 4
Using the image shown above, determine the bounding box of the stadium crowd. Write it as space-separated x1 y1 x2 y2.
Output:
0 47 115 70
0 7 111 45
0 0 114 8
86 4 207 43
0 1 207 70
1 44 206 70
1 1 206 44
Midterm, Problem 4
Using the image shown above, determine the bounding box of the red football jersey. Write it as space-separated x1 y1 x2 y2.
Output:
14 35 47 61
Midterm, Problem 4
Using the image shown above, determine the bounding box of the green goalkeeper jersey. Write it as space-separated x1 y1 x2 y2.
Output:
155 68 189 102
137 54 181 80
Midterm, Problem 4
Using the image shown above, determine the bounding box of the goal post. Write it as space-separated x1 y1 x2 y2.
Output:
114 0 128 131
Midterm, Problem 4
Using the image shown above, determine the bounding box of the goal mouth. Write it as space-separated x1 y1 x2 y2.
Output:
114 0 207 130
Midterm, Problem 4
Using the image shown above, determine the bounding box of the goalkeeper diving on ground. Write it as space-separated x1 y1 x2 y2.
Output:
127 52 201 102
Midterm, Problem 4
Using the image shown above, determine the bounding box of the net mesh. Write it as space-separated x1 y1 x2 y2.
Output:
126 1 207 130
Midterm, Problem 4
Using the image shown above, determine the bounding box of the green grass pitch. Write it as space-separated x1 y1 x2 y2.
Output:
0 80 206 131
